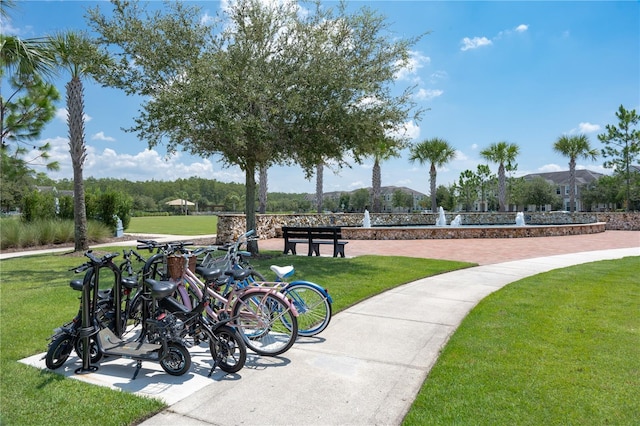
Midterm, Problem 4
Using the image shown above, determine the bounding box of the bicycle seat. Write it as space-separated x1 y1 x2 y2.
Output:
225 268 253 281
270 265 294 280
69 279 84 291
121 276 138 290
144 279 177 299
195 266 223 281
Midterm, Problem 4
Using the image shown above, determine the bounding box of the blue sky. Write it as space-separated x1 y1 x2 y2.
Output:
4 0 639 195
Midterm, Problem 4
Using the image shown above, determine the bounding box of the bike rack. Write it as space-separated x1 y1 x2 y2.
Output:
75 254 123 374
75 272 99 374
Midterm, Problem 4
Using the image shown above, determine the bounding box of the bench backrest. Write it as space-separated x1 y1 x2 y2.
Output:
282 226 342 240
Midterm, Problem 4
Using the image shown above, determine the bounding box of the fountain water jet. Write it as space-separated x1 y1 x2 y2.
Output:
451 215 462 227
436 207 447 226
515 212 526 226
363 209 371 228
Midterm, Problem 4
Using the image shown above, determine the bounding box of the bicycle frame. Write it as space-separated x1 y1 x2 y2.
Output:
176 263 299 322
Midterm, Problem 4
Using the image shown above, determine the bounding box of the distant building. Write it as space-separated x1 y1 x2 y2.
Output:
35 186 74 197
522 169 605 212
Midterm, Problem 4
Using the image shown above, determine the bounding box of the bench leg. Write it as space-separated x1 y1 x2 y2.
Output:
284 242 297 255
334 244 345 258
310 243 320 256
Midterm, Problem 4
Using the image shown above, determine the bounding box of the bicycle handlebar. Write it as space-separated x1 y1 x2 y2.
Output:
69 250 119 272
135 239 194 253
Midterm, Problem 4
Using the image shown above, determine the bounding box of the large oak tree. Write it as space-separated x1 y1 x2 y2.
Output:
87 0 421 251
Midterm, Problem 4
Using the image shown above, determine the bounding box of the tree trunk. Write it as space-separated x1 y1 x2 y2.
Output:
498 163 506 212
315 162 323 213
258 164 267 214
429 163 437 212
569 158 576 212
245 162 258 254
372 159 381 213
67 77 88 251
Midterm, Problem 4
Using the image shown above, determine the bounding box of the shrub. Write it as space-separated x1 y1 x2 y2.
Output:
22 190 56 222
0 219 112 249
89 190 133 231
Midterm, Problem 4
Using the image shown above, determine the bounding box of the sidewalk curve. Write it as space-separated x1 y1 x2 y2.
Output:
139 246 638 426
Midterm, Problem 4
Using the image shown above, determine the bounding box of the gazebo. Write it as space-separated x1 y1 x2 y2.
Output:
165 198 195 215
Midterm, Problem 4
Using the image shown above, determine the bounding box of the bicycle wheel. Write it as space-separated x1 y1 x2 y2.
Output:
209 325 247 373
160 342 191 376
284 283 332 337
74 336 103 364
128 292 144 328
45 333 74 370
233 291 298 356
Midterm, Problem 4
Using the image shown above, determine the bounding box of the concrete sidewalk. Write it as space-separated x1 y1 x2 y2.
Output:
0 233 217 260
138 246 638 426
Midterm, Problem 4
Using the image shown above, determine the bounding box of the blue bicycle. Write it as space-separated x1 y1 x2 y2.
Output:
199 230 333 337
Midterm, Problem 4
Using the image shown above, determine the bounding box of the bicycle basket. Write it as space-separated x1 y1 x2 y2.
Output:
167 255 196 280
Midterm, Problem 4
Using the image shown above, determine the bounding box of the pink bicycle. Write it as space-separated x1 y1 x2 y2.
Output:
168 252 299 357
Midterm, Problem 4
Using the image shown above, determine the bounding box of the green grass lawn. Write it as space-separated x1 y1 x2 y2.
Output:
127 215 218 235
403 256 640 425
0 247 471 425
1 220 637 425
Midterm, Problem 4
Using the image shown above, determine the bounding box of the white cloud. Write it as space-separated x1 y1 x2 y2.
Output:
460 36 492 51
578 122 601 133
429 70 448 84
453 150 468 161
567 122 601 135
395 50 431 81
2 19 22 36
28 136 245 183
200 11 217 26
415 88 444 101
471 144 478 150
401 120 421 141
91 132 116 142
462 24 528 51
538 163 564 172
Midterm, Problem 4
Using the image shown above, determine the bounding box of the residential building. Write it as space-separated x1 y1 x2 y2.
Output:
522 169 605 212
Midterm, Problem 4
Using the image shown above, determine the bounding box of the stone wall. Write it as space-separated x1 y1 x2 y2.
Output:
215 212 640 243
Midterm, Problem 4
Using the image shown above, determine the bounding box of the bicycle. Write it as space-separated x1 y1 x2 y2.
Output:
123 240 248 372
44 251 121 370
156 256 247 374
170 249 300 357
200 230 333 337
45 251 192 378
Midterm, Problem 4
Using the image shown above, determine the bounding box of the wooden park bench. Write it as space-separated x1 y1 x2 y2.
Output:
282 226 348 258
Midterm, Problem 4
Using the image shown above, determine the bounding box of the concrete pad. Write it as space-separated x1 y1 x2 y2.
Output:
19 342 233 405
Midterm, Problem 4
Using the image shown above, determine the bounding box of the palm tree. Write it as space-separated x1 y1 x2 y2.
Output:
553 134 598 212
480 141 520 212
1 13 59 170
369 139 402 213
409 137 456 212
50 31 110 251
1 34 57 79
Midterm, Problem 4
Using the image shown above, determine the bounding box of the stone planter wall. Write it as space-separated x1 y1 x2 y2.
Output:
215 212 640 244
